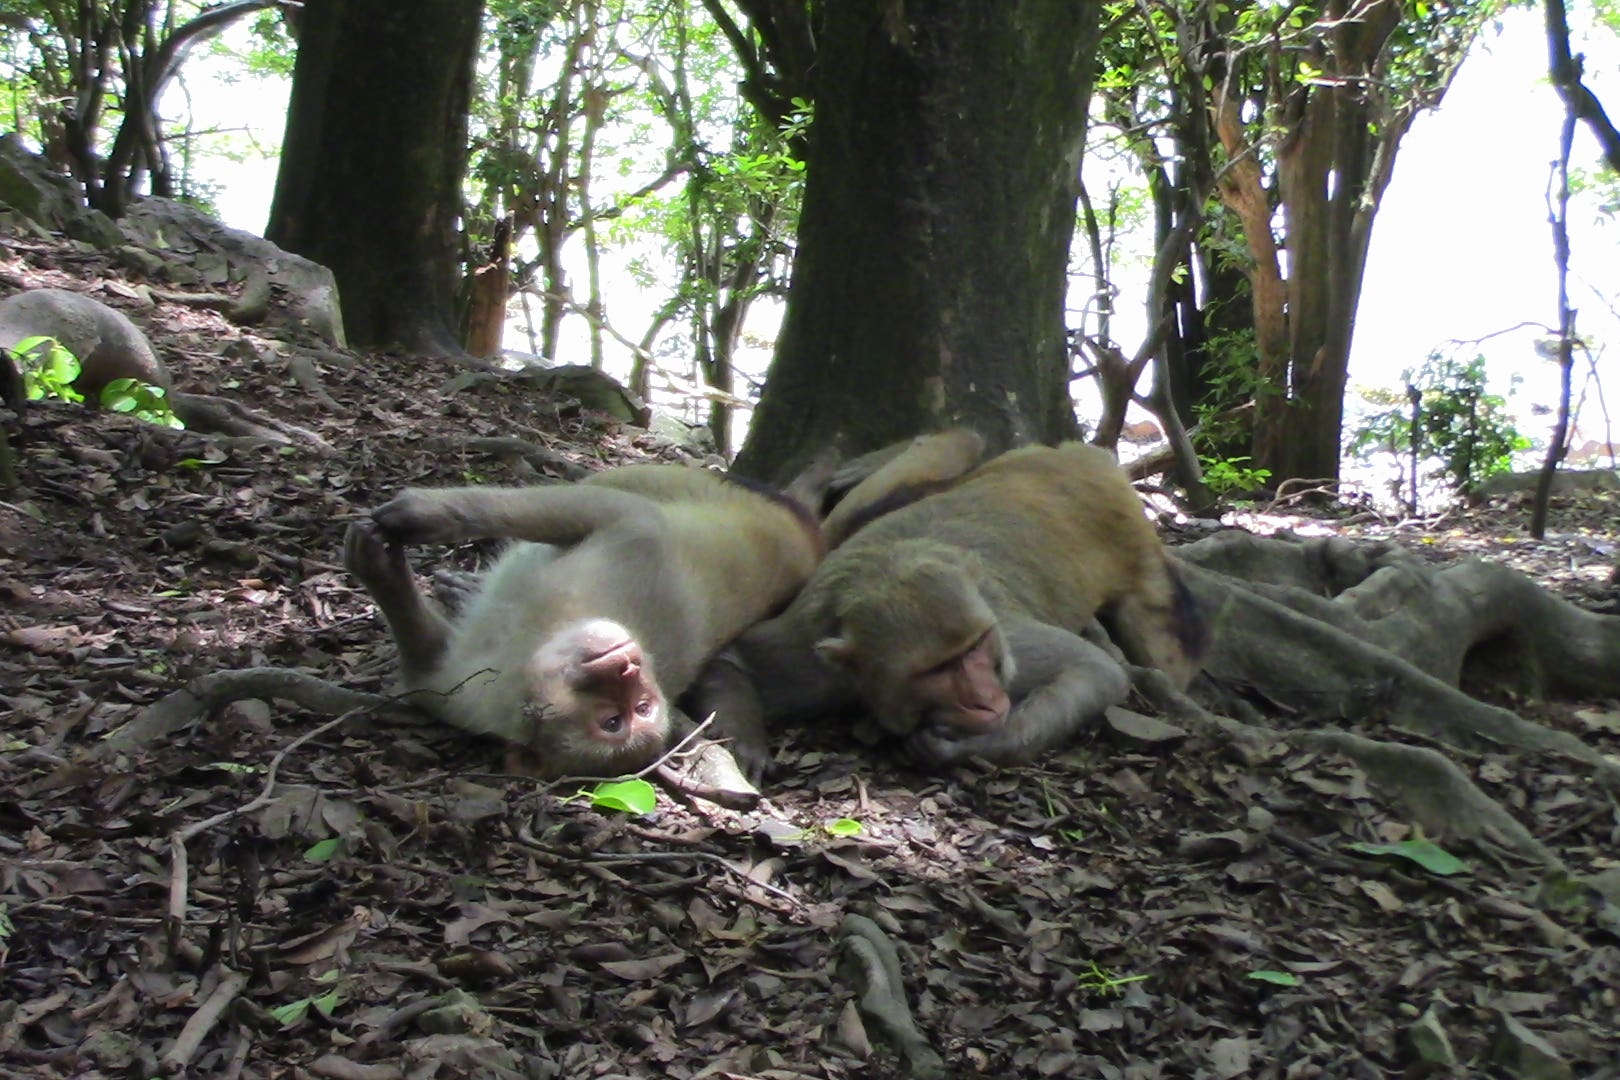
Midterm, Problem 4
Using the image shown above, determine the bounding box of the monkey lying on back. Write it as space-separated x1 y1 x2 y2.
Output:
694 442 1209 777
344 464 828 779
343 433 987 780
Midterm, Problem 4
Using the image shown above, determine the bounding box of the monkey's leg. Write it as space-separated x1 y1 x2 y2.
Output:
344 521 454 680
1110 557 1209 689
908 621 1128 766
371 485 655 547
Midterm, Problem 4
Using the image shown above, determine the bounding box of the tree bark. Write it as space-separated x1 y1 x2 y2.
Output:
266 0 482 355
732 1 1100 482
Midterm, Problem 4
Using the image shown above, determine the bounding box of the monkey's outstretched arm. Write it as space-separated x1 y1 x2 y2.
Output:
370 485 656 546
908 619 1128 766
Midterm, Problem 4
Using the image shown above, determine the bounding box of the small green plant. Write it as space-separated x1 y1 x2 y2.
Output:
100 377 184 428
1077 960 1148 997
10 339 184 429
1200 454 1272 496
11 336 84 403
1349 350 1528 510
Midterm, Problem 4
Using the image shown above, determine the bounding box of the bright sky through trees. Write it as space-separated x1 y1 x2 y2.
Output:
1351 6 1618 450
173 8 1618 454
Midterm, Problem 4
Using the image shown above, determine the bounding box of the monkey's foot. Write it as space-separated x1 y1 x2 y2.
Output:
343 519 417 600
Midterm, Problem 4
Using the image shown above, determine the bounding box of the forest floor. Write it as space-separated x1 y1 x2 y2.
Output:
2 231 1619 1079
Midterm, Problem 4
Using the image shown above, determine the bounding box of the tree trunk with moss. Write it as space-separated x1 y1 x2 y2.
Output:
266 0 482 354
732 1 1100 483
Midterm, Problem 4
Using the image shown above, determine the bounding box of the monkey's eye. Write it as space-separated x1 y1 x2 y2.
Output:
918 631 991 678
600 713 625 734
634 698 654 718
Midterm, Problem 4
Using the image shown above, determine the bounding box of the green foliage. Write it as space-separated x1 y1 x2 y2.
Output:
270 985 342 1027
210 9 298 79
304 837 341 863
12 338 185 428
11 336 83 404
1348 351 1528 503
582 778 658 814
100 377 184 429
464 0 800 436
1247 970 1302 987
1347 837 1468 877
1200 455 1271 496
1188 321 1268 460
1077 960 1148 997
823 817 863 838
1 1 290 211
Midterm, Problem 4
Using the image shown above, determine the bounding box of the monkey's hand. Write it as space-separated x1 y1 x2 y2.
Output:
686 650 775 784
908 625 1129 767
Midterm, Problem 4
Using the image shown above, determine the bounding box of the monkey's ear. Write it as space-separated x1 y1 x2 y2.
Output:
814 635 856 669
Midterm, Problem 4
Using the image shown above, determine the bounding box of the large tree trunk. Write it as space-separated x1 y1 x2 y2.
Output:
266 0 482 355
732 1 1100 483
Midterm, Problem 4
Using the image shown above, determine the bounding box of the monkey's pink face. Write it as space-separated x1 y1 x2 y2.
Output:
524 619 671 776
906 628 1012 734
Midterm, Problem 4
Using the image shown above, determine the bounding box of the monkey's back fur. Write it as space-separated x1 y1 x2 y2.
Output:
807 442 1206 685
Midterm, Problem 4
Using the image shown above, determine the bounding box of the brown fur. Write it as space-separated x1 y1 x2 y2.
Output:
695 442 1208 775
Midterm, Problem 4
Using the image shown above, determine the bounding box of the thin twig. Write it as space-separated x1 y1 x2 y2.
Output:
168 713 352 927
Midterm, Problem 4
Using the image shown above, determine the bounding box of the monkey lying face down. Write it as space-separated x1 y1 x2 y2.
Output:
695 442 1209 777
344 465 825 779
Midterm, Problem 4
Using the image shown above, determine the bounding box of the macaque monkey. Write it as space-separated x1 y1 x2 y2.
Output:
695 442 1209 777
341 434 984 780
343 464 825 779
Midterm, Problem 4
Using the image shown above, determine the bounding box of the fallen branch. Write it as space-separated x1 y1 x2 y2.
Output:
169 713 351 932
159 967 249 1073
171 391 334 451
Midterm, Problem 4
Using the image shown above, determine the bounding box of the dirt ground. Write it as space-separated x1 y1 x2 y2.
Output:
2 233 1619 1079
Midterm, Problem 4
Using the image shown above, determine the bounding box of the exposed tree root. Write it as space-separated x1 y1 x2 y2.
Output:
838 913 946 1079
170 391 333 450
96 667 412 755
1179 533 1620 785
424 435 590 480
1162 530 1620 904
1296 728 1559 870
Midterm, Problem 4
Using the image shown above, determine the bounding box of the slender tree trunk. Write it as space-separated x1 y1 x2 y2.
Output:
732 1 1099 482
266 0 482 354
462 219 512 358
